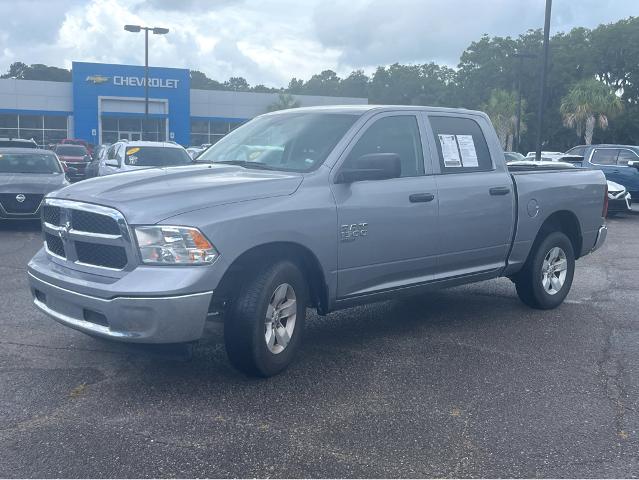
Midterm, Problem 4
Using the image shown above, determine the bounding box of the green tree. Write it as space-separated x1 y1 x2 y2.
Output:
224 76 250 91
483 89 521 150
1 61 71 82
560 78 622 145
266 93 300 112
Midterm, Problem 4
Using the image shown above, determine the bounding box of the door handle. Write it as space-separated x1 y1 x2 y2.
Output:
409 193 435 203
489 186 511 196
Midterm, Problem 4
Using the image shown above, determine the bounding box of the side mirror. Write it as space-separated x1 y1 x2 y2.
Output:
105 159 119 168
336 153 402 184
628 160 639 169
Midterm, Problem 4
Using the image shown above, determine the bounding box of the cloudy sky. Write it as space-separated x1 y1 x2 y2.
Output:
0 0 636 86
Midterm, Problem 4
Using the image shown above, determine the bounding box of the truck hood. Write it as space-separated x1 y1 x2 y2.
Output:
0 172 68 194
49 164 304 224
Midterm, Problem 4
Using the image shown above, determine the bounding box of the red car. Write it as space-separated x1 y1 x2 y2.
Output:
60 138 93 156
53 144 91 181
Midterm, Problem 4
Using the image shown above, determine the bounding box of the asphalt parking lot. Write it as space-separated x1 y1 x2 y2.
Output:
1 215 638 478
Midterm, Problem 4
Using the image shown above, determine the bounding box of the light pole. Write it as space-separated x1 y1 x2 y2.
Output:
535 0 552 161
512 52 536 153
124 24 169 133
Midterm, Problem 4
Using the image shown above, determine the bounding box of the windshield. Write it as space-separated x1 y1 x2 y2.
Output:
0 140 37 148
124 146 192 167
196 112 359 172
55 145 87 156
0 152 62 173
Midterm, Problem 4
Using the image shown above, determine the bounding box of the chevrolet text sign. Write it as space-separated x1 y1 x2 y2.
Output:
73 61 191 145
113 76 179 88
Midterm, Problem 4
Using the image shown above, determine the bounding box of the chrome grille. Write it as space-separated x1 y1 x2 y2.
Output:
41 199 134 274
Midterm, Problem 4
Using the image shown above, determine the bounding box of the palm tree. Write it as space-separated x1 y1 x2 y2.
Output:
560 79 622 145
483 89 521 151
266 93 301 112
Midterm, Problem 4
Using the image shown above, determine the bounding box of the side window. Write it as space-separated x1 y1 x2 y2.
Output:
591 149 619 165
107 145 116 160
617 149 638 165
343 115 424 178
429 116 492 173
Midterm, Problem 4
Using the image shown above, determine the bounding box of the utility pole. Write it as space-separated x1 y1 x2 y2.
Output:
535 0 552 161
145 27 149 118
124 25 169 138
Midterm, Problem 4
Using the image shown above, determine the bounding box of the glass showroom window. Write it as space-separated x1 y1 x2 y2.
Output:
189 119 245 146
0 113 68 147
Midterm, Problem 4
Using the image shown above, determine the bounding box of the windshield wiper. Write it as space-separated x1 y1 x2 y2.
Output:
212 160 279 170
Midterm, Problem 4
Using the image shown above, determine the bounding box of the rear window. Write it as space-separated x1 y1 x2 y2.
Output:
124 146 191 167
429 116 493 173
0 152 61 173
55 145 88 156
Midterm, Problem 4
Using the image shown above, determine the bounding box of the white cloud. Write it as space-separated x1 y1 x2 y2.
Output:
0 0 637 86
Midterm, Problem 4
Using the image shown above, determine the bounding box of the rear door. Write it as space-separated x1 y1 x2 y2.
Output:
332 112 439 298
424 114 515 278
615 148 639 196
588 147 621 184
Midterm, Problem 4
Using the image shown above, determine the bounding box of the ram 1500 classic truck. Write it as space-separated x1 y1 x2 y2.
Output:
27 106 608 377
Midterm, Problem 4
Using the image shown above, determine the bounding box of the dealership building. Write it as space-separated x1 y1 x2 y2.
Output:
0 61 367 147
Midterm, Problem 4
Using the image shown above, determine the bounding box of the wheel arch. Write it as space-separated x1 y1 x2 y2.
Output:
212 241 329 315
532 210 583 261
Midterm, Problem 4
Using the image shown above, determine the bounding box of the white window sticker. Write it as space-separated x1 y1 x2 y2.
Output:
456 135 479 167
438 134 461 167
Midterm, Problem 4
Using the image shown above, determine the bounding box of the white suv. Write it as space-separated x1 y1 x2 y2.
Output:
98 141 192 176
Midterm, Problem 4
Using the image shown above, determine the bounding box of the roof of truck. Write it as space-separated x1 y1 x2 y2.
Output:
264 104 485 116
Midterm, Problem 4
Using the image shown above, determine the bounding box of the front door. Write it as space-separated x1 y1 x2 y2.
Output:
332 113 439 298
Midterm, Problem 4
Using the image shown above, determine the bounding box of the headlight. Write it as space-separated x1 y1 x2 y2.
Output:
135 226 219 265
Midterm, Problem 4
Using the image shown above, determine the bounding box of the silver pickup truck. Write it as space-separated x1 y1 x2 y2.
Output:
27 106 608 376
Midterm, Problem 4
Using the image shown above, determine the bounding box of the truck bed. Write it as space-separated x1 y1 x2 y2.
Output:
503 167 607 276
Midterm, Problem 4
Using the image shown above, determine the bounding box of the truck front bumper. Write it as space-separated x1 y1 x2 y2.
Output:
28 272 213 344
591 225 608 253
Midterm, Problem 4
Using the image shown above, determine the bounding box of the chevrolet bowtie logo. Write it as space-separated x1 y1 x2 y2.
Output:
86 75 110 84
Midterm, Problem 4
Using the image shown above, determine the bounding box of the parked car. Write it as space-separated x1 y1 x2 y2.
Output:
565 145 587 156
186 146 205 159
0 138 38 149
28 105 607 377
60 138 93 156
606 180 632 216
92 144 109 161
580 144 639 199
525 151 565 161
0 148 69 220
85 144 109 179
96 141 192 176
52 144 92 182
504 151 525 162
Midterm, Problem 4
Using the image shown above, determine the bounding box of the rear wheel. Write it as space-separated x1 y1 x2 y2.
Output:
224 260 308 377
515 231 575 309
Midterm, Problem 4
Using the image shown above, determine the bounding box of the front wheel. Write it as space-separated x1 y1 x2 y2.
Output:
515 231 575 310
224 260 308 377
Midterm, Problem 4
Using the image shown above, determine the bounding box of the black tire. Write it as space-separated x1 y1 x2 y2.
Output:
224 260 308 377
515 231 575 310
